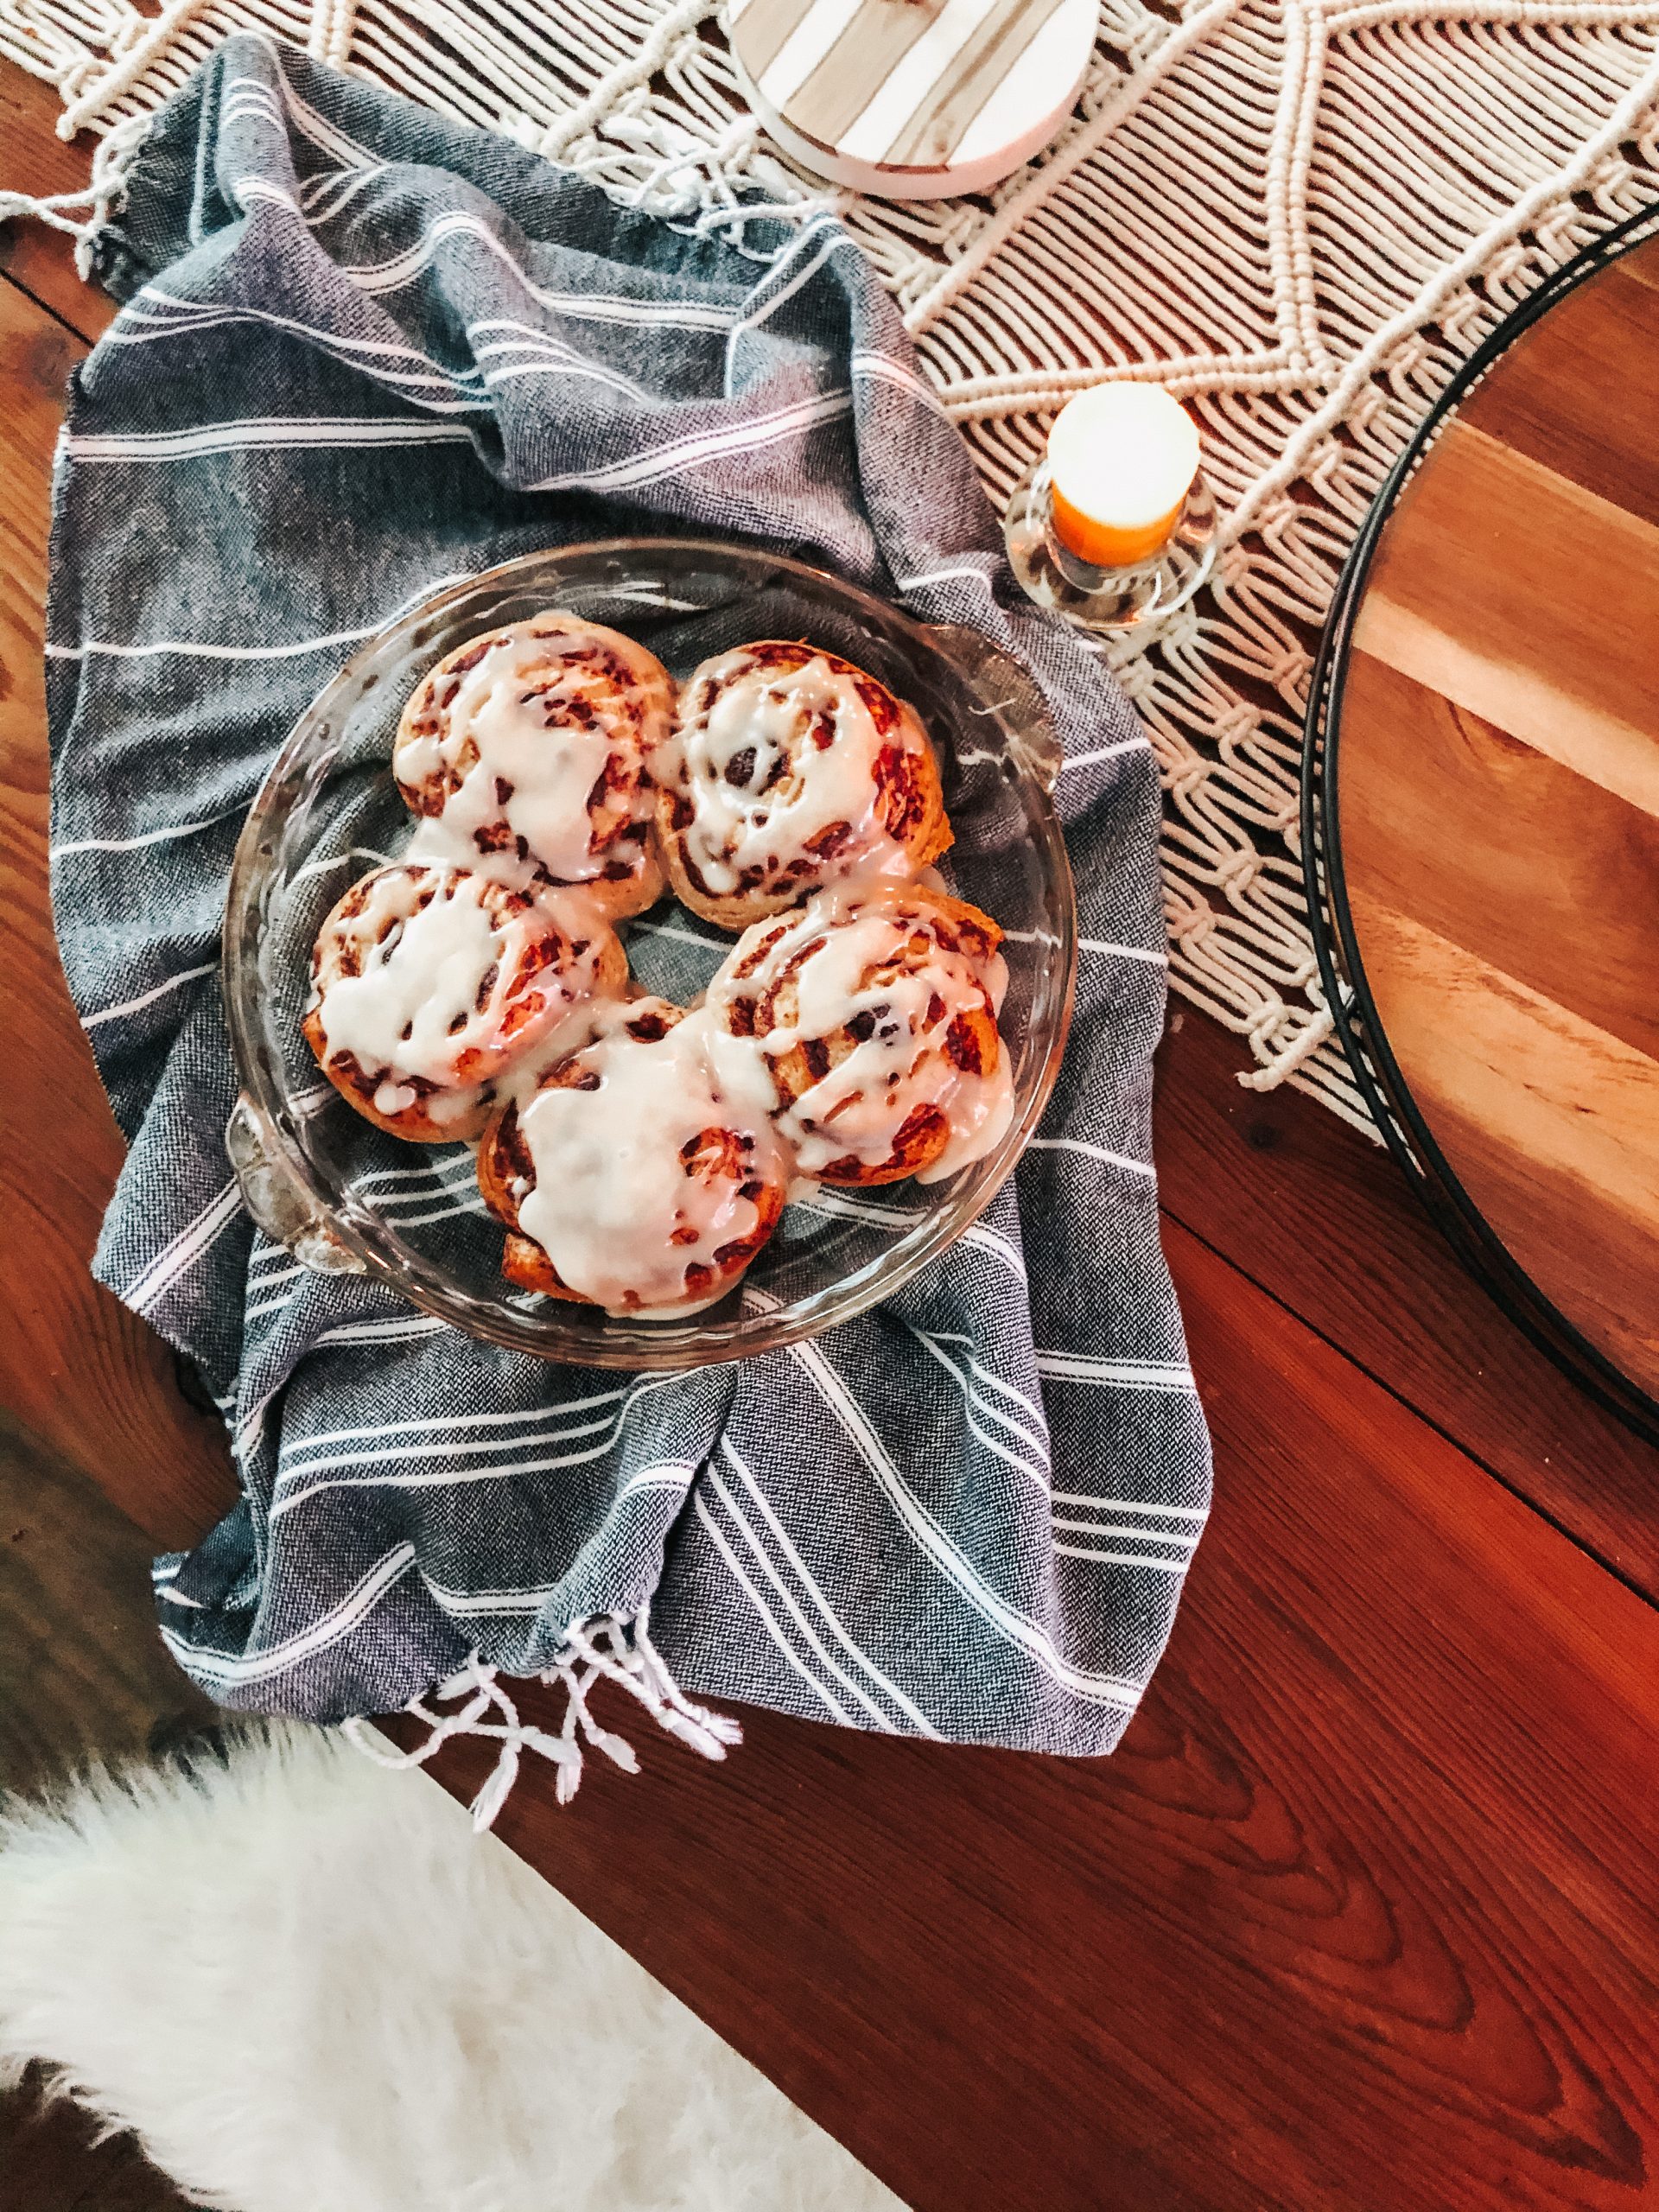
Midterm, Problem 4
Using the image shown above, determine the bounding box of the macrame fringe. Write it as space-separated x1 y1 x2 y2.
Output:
0 109 148 276
341 1603 742 1831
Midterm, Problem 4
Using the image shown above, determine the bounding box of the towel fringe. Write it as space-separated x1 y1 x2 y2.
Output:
0 112 149 279
341 1602 741 1830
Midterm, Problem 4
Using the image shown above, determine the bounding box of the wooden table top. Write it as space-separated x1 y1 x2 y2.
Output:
3 69 1657 2212
1339 230 1659 1411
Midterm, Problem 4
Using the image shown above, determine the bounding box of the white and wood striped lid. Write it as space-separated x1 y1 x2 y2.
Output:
727 0 1098 201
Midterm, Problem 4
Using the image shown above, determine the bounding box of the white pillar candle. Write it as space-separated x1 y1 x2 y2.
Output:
1046 385 1202 569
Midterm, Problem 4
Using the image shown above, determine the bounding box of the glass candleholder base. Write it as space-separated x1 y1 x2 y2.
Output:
1004 461 1219 635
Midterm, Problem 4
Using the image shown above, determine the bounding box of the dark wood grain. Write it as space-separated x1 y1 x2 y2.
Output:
0 273 238 1548
0 72 114 344
1459 238 1659 528
422 1220 1659 2212
0 1408 210 2210
1152 1009 1659 1599
0 1411 219 1793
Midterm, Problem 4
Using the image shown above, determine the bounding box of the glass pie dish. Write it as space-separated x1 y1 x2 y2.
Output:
223 539 1077 1370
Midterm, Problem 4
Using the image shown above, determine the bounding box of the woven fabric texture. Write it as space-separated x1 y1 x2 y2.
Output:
44 36 1211 1787
7 0 1659 1127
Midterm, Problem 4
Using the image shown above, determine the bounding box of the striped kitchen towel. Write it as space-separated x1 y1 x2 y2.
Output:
41 33 1211 1815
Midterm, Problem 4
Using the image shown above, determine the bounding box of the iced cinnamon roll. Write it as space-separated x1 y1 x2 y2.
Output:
655 641 951 931
708 883 1013 1186
395 612 674 920
303 865 625 1141
476 998 787 1314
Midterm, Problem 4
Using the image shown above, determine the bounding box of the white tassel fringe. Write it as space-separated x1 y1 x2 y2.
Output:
342 1603 741 1831
0 110 149 276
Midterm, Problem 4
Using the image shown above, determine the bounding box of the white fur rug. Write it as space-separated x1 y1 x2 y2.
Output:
0 1725 903 2212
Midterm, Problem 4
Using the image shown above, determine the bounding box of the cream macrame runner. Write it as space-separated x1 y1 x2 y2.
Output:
7 0 1659 1125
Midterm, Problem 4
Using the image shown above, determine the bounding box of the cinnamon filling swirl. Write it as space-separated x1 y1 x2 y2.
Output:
708 884 1014 1185
302 865 623 1141
396 613 674 920
656 641 951 929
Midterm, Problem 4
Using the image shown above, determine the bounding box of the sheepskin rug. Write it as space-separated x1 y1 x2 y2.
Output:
0 1724 903 2212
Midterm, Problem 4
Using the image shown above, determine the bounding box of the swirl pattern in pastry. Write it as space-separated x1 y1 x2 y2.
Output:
302 864 624 1141
395 612 674 920
655 640 951 931
708 882 1013 1186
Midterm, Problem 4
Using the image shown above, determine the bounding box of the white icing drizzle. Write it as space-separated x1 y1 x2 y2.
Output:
709 883 1014 1184
310 625 1019 1308
665 647 922 899
515 1000 784 1315
311 869 611 1108
920 1041 1014 1184
398 621 661 893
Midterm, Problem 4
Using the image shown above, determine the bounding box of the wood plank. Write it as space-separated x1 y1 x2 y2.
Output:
1345 896 1659 1401
1619 230 1659 296
0 1405 220 2212
0 1410 219 1792
0 276 237 1549
0 1408 210 2209
1151 1009 1659 1596
0 68 115 343
1459 241 1659 527
1339 650 1659 1065
1356 421 1659 818
419 1219 1659 2212
1337 233 1659 1446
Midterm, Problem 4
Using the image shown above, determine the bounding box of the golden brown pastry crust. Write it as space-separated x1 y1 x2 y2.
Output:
655 640 951 931
710 886 1003 1186
394 613 674 922
303 864 626 1143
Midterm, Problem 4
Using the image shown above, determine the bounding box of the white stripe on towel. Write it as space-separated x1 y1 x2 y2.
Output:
168 1541 416 1686
1034 1352 1196 1390
65 417 476 463
81 960 216 1031
786 1331 1145 1709
692 1494 855 1726
525 390 851 496
722 1440 940 1736
125 1180 245 1317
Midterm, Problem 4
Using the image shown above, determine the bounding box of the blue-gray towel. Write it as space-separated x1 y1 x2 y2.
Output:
46 33 1211 1792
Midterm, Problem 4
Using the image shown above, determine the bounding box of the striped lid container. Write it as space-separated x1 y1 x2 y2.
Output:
727 0 1098 200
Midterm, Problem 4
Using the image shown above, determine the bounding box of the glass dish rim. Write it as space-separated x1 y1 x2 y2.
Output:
222 535 1079 1370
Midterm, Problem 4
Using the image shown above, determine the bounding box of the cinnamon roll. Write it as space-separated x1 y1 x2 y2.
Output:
477 997 787 1314
303 865 626 1141
394 612 674 920
707 883 1014 1186
655 641 951 931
